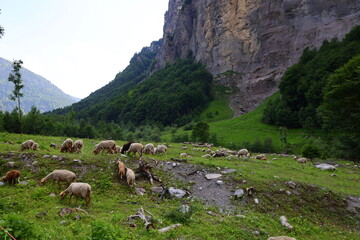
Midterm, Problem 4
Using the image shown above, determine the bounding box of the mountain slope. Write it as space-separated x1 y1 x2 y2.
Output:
0 57 79 113
156 0 360 115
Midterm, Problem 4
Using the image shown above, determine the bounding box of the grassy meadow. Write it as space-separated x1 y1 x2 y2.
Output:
0 132 359 239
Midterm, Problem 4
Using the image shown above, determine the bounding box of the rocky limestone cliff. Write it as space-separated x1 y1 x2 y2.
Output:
156 0 360 116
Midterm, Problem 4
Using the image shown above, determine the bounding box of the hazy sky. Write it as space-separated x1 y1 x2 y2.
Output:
0 0 169 99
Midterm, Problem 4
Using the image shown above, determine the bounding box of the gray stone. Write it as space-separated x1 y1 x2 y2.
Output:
285 181 296 189
0 182 5 186
32 161 38 165
254 198 259 204
221 168 236 174
150 186 163 193
42 155 51 158
59 220 67 225
49 193 56 197
7 162 15 167
135 188 146 196
205 174 222 180
73 159 82 163
315 163 336 171
216 180 224 185
19 181 28 185
179 205 190 214
169 187 186 198
234 189 245 198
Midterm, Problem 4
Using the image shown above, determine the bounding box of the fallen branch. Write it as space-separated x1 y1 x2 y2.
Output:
127 207 155 230
59 207 89 217
280 216 294 230
0 225 17 240
157 186 170 203
136 160 162 185
170 158 187 163
158 223 182 233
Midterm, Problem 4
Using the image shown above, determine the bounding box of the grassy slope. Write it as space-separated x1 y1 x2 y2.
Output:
0 132 359 239
164 92 312 153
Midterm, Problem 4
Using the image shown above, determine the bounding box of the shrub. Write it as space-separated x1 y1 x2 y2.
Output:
90 220 116 240
302 144 321 160
1 214 36 239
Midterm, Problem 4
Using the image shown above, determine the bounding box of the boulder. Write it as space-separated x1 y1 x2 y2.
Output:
169 187 186 198
205 174 222 180
234 189 245 198
315 163 336 171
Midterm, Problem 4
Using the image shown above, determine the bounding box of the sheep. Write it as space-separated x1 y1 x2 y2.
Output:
115 145 122 154
60 182 92 208
125 167 135 186
155 144 167 155
121 142 133 154
117 160 126 181
296 157 307 164
143 143 155 155
40 170 76 188
93 140 116 154
237 149 249 157
255 154 267 160
20 139 38 151
60 138 73 153
0 170 20 185
126 143 143 158
71 140 84 153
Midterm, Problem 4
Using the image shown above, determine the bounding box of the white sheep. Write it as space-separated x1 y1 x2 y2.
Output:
296 157 307 163
60 138 73 153
126 143 143 158
20 139 38 151
60 182 92 208
93 140 116 154
40 170 76 188
125 167 135 186
115 145 122 154
155 144 167 155
143 143 155 155
71 140 84 153
237 149 249 157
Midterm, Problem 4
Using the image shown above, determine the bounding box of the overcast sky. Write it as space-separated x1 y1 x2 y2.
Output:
0 0 169 99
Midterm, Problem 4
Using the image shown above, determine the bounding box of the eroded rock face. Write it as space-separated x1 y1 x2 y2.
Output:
156 0 360 115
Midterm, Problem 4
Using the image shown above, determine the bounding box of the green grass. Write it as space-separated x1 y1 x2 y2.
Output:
164 92 316 153
200 98 234 122
0 132 359 239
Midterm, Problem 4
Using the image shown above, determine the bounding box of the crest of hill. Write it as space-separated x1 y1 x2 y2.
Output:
0 57 79 113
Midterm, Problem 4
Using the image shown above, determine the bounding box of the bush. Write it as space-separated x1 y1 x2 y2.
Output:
302 144 321 160
90 220 116 240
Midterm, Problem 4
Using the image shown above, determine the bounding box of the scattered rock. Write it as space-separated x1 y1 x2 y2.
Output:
285 181 296 189
19 181 28 185
0 182 5 186
236 214 246 218
254 198 259 204
73 215 81 221
202 154 212 158
207 211 216 216
205 174 222 180
36 212 47 218
286 191 291 196
234 189 245 198
331 174 336 177
7 162 15 167
255 154 267 160
150 186 163 194
135 188 146 196
253 230 261 236
216 180 224 185
32 161 38 165
42 155 51 158
73 159 82 163
315 163 336 171
220 168 236 174
59 220 67 225
49 193 56 197
179 205 190 214
169 187 187 198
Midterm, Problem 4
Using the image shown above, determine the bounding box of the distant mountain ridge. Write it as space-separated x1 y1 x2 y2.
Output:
0 57 79 113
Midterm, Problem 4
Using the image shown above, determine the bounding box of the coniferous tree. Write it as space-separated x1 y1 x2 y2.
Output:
0 9 4 38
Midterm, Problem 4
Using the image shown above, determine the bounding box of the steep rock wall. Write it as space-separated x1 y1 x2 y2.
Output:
156 0 360 116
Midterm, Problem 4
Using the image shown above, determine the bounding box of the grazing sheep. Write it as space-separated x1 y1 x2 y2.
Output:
237 149 249 157
126 143 143 158
40 170 76 187
115 145 122 154
117 160 126 181
93 140 116 154
296 157 307 164
0 170 20 185
60 182 92 208
71 140 84 153
155 144 167 155
143 143 155 155
125 167 135 186
60 138 73 153
20 139 38 151
255 154 267 160
121 142 133 154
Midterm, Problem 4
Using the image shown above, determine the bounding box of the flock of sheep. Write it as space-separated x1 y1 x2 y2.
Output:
1 138 169 208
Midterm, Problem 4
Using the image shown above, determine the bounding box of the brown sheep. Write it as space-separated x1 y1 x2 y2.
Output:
117 160 126 181
1 170 20 185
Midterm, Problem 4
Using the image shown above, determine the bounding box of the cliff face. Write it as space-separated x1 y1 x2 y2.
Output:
156 0 360 116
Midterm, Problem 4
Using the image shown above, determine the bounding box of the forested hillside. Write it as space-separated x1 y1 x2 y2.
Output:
262 26 360 160
0 57 79 113
50 40 213 127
